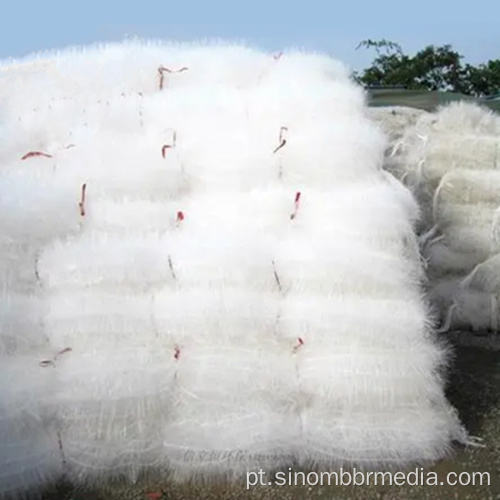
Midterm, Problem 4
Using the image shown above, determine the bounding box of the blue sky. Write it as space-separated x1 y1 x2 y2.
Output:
1 0 498 70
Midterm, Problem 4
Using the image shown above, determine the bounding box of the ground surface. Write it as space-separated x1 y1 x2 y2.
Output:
41 335 500 500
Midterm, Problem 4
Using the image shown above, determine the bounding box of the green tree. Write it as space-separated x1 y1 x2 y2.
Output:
355 40 500 97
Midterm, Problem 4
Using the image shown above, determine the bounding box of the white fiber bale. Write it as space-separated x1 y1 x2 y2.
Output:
0 148 77 497
367 106 429 147
429 277 499 333
0 41 466 492
425 170 500 270
0 357 62 499
447 253 500 333
383 101 500 331
387 103 500 228
424 165 500 332
433 170 500 227
461 253 500 294
394 102 500 184
425 242 487 279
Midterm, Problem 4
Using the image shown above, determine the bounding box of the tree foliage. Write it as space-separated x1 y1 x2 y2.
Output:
355 40 500 97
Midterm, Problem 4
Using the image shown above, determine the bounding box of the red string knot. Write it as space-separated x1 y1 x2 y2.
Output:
158 66 189 90
78 183 87 217
290 191 301 220
21 151 52 161
293 337 305 353
174 345 181 361
273 126 288 154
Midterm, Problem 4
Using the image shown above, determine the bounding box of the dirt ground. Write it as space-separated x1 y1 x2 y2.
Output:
41 335 500 500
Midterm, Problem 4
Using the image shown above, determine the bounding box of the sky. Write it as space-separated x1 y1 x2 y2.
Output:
0 0 498 71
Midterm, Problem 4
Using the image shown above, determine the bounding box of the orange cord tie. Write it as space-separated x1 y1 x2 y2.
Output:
174 345 181 361
293 337 304 353
161 131 177 158
57 431 67 466
78 183 87 217
145 493 164 500
39 360 55 368
168 256 177 281
158 66 189 90
161 144 171 158
273 126 288 154
290 191 301 220
272 260 282 292
56 347 72 357
39 347 72 368
21 151 52 160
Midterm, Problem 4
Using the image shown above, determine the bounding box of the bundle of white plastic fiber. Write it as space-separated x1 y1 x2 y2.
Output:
385 102 500 331
367 106 429 152
0 41 467 497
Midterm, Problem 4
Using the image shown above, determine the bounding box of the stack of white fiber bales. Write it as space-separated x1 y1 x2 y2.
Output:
367 106 429 150
0 42 467 497
385 102 500 331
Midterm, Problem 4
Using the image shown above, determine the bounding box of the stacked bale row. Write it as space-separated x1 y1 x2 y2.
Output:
0 42 466 497
376 102 500 332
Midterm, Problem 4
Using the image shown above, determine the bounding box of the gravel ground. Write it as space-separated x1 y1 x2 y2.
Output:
41 335 500 500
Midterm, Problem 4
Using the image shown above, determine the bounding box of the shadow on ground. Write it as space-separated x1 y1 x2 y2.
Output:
446 342 500 435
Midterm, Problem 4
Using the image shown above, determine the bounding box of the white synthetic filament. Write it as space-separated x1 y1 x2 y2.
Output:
378 102 500 332
0 41 466 496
